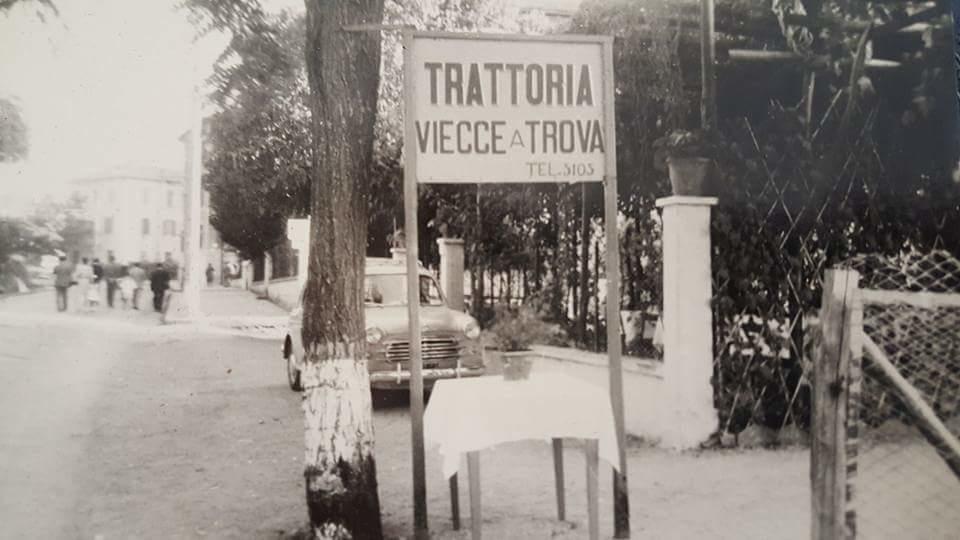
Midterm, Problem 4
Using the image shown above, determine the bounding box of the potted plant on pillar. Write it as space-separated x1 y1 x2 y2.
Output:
489 305 554 381
654 129 719 196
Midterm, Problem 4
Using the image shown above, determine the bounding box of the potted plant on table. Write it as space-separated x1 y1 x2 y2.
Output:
653 128 720 196
489 305 553 381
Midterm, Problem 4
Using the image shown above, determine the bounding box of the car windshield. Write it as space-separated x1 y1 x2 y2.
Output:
365 274 444 306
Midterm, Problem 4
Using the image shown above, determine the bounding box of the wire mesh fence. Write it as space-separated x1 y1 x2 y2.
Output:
838 250 960 538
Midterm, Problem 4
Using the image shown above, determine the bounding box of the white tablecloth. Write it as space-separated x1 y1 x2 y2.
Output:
424 372 621 479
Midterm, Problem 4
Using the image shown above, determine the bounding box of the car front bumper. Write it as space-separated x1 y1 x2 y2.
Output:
369 365 485 389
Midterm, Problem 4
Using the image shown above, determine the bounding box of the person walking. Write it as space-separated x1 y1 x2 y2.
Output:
73 258 94 312
52 256 73 312
91 258 104 305
118 271 136 309
128 262 146 310
102 255 124 308
149 263 171 313
205 263 215 286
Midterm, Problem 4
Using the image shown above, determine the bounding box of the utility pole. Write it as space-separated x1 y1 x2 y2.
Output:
183 64 204 318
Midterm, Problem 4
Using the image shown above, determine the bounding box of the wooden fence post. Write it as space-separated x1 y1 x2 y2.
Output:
812 269 860 540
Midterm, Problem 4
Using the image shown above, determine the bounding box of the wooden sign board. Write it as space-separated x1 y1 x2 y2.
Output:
405 32 612 184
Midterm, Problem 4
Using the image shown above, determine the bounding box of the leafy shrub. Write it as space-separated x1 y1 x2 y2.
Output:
489 305 559 352
652 128 721 171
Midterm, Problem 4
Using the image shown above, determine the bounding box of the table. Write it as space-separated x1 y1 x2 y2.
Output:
424 372 620 539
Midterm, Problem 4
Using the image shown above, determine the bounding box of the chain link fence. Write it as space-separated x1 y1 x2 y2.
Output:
828 250 960 538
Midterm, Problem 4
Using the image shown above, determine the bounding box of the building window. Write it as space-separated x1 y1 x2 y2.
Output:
144 188 150 204
103 217 113 234
108 190 115 203
163 220 177 236
141 218 150 235
167 190 174 208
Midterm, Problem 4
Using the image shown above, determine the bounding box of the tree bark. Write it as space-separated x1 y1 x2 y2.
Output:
550 185 566 321
569 202 579 324
534 241 542 293
302 1 385 538
577 184 590 344
473 265 485 317
594 237 601 352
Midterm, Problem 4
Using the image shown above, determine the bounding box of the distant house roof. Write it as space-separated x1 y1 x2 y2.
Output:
72 164 184 185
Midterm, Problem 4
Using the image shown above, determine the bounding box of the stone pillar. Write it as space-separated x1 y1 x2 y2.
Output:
242 260 252 291
287 218 311 287
656 196 719 449
264 252 273 296
293 250 302 283
437 238 465 311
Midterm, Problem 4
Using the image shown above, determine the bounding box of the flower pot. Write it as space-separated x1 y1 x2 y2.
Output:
666 156 712 196
502 350 535 381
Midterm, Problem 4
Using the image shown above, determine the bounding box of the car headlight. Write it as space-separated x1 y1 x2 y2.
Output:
366 327 385 344
463 320 480 340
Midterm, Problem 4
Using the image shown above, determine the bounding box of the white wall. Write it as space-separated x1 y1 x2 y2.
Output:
80 177 184 263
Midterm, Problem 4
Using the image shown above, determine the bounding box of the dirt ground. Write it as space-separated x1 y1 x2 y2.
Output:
68 330 813 540
0 319 811 539
0 290 845 539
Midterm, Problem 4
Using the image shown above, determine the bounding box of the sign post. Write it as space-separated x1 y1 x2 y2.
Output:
403 31 628 537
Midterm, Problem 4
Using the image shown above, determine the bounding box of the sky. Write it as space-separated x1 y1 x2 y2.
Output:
0 0 576 216
0 0 302 216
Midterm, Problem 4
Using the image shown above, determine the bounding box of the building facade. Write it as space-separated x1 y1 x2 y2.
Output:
72 165 187 264
72 164 228 280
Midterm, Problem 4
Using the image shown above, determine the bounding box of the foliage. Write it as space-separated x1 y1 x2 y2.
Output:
0 216 57 264
488 304 561 352
29 194 93 259
569 0 690 322
203 11 311 260
0 0 57 21
707 0 960 434
652 128 721 169
0 98 28 162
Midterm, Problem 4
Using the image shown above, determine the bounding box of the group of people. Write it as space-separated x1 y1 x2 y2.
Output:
52 255 173 313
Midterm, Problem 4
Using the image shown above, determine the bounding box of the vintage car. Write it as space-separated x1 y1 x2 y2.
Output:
283 257 485 391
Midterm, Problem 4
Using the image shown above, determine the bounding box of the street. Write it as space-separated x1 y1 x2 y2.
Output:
0 290 811 539
0 290 309 538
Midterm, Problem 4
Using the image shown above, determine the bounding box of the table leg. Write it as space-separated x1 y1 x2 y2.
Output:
468 451 481 540
450 473 461 530
585 439 599 540
552 438 566 521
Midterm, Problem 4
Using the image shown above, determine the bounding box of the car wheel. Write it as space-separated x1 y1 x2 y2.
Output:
286 351 302 391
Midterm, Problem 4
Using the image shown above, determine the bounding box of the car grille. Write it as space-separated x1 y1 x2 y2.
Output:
385 337 460 363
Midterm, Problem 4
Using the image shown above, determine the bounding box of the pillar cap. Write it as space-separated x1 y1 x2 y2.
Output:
436 237 465 246
655 196 719 208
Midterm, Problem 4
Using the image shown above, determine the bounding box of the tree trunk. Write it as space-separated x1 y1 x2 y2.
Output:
577 184 590 344
302 1 384 538
473 265 485 318
521 267 528 301
594 236 601 353
534 241 542 293
569 206 579 324
550 185 566 322
623 239 638 311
